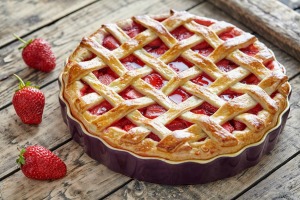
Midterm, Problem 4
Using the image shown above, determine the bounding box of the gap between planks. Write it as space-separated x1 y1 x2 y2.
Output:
0 0 100 49
232 150 300 200
99 179 134 200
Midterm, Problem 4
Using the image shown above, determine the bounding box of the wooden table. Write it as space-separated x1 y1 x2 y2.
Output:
0 0 299 199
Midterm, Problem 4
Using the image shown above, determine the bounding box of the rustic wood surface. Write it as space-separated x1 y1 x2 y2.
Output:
241 154 300 199
0 0 299 199
209 0 300 63
0 0 97 47
279 0 300 10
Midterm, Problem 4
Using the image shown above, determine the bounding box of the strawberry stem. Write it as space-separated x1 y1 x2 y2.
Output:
13 74 39 91
13 33 27 44
13 74 25 88
13 33 33 50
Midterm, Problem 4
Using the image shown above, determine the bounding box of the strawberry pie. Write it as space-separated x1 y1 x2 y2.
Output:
60 10 290 183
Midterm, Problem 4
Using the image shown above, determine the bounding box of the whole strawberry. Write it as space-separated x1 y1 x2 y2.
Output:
16 145 67 180
14 34 56 72
12 74 45 124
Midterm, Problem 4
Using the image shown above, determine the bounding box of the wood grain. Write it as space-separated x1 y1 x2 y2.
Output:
0 0 200 109
189 2 251 32
0 0 97 47
103 74 300 200
209 0 300 62
278 0 300 10
0 140 130 200
239 154 300 199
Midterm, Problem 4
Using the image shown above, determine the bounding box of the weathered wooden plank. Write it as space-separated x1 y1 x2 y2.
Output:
209 0 300 62
239 154 300 199
102 74 300 199
0 140 130 200
189 2 251 32
278 0 300 10
0 0 200 109
0 0 97 47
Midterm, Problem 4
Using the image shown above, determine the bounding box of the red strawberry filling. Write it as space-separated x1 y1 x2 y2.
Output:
240 44 259 56
143 104 166 119
80 83 95 96
144 37 169 57
171 26 194 41
123 22 146 38
198 137 207 142
89 100 113 115
143 73 166 89
271 91 278 98
102 35 120 50
194 19 215 26
222 122 234 133
192 41 214 57
219 89 242 101
241 74 260 85
166 118 192 131
119 87 143 100
247 104 263 115
216 59 238 72
232 120 247 131
264 60 275 70
219 28 241 41
82 52 96 61
191 102 218 116
222 120 246 133
154 18 167 22
191 72 214 86
168 88 191 104
112 117 136 130
121 55 145 70
168 56 194 73
93 67 118 85
222 120 247 133
111 118 162 142
146 132 161 142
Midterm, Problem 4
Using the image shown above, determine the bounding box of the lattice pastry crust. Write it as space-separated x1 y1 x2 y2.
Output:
62 10 290 161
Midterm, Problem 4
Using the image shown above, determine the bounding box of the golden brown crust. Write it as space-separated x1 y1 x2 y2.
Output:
61 10 290 161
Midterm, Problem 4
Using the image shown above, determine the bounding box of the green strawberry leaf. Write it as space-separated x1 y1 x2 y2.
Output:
25 81 31 86
16 148 26 166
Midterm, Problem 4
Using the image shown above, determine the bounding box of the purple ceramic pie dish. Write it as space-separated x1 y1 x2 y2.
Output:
58 73 291 185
